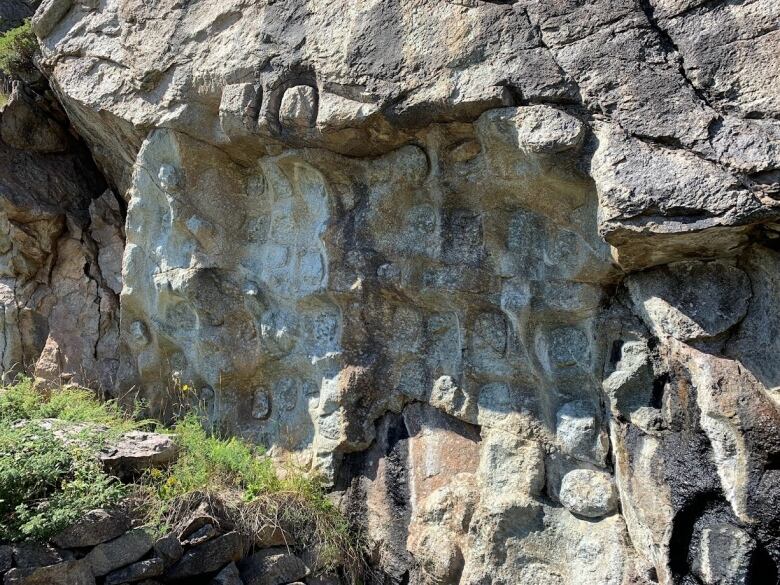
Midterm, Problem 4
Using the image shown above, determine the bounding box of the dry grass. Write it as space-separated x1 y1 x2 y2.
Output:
0 379 364 580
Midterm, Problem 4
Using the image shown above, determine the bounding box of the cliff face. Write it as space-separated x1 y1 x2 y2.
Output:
2 0 778 583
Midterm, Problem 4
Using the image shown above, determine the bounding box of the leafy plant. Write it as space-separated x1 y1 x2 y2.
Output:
0 21 37 79
0 379 362 578
0 421 126 541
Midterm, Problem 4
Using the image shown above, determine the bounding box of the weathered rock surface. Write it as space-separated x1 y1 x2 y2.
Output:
85 529 154 577
0 0 776 584
51 508 131 549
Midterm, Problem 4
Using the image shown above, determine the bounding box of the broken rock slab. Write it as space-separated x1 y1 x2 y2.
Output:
238 548 309 585
100 430 178 478
52 508 131 549
85 529 154 577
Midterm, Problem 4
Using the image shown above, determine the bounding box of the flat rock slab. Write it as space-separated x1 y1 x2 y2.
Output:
100 430 178 477
105 558 164 585
85 529 154 577
238 548 309 585
3 560 95 585
165 532 244 579
52 508 131 549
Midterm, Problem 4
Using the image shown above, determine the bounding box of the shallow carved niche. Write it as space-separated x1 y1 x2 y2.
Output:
252 389 271 420
278 85 318 130
220 83 263 138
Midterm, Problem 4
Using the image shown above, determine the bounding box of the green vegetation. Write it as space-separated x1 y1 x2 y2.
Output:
0 21 37 79
0 379 361 576
0 380 131 541
142 414 358 573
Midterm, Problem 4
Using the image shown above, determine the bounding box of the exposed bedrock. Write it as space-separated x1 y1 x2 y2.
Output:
2 0 777 583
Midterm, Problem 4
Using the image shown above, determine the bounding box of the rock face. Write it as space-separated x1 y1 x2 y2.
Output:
1 0 777 583
0 81 120 390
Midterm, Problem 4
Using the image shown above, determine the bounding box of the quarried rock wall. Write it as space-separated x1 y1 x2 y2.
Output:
0 0 776 583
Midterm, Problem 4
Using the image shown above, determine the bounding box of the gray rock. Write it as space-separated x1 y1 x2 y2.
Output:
692 523 754 585
278 86 318 130
52 508 131 549
210 562 243 585
12 544 65 569
558 469 618 518
165 532 244 580
0 546 12 573
100 431 178 477
238 549 309 585
153 535 183 568
105 558 164 585
627 260 751 341
85 529 154 577
180 523 218 547
555 401 608 466
0 84 69 153
15 0 780 583
3 561 94 585
31 0 72 38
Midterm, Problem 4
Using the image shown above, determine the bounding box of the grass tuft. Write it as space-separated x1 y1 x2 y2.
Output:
0 379 362 578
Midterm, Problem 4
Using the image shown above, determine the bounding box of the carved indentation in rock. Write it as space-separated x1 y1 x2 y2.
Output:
274 377 298 412
259 309 297 357
278 86 318 130
252 390 271 420
220 83 262 138
540 326 590 372
157 164 181 193
129 321 151 347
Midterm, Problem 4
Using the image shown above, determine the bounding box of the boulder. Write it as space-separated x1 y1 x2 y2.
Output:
165 532 244 580
238 549 309 585
85 529 154 577
558 469 618 518
52 509 131 549
105 558 164 585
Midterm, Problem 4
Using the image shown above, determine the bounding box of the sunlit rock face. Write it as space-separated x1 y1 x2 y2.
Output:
23 0 780 583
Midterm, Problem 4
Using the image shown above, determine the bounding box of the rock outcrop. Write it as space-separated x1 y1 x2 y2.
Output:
0 0 777 583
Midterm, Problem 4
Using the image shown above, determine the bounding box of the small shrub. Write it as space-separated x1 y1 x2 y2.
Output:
0 381 362 576
0 422 126 541
0 379 137 541
0 21 37 80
